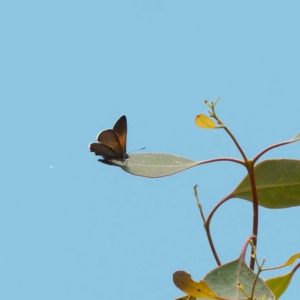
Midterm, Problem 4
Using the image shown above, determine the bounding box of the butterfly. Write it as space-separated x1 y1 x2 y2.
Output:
89 115 129 164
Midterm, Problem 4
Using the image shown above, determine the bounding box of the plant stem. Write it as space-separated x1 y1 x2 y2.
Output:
246 161 259 270
194 185 206 223
222 126 248 162
209 102 248 162
205 103 264 271
194 185 222 265
240 235 255 256
220 127 260 270
253 139 298 163
204 195 232 266
195 157 245 166
292 262 300 275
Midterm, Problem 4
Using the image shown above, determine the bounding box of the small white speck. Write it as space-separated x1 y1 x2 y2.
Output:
50 166 54 169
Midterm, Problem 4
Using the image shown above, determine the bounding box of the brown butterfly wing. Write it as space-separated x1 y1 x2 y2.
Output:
90 115 128 162
89 143 119 160
97 129 124 158
112 115 127 156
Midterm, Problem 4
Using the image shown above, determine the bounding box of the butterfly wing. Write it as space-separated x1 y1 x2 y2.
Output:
89 143 119 160
112 115 127 156
96 129 124 158
89 115 128 162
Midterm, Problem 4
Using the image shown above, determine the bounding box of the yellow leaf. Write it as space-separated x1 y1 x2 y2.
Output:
195 114 216 129
280 253 300 267
173 271 226 299
265 273 293 299
264 253 300 271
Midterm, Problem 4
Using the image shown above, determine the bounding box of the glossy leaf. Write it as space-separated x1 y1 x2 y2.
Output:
173 271 226 299
99 153 199 178
203 257 275 300
195 114 217 129
231 159 300 208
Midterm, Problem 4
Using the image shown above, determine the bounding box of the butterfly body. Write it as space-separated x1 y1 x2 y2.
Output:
89 115 129 164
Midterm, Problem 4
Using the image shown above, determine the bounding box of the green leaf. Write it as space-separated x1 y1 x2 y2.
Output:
103 153 199 178
231 159 300 208
203 257 275 300
265 273 293 299
263 253 300 299
173 255 275 299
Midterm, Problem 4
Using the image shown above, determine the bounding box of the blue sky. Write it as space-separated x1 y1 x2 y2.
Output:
1 1 300 299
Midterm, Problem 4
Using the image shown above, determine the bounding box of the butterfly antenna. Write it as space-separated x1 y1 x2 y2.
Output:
127 147 145 155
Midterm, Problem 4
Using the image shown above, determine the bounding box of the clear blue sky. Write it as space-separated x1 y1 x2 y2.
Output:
1 1 300 299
